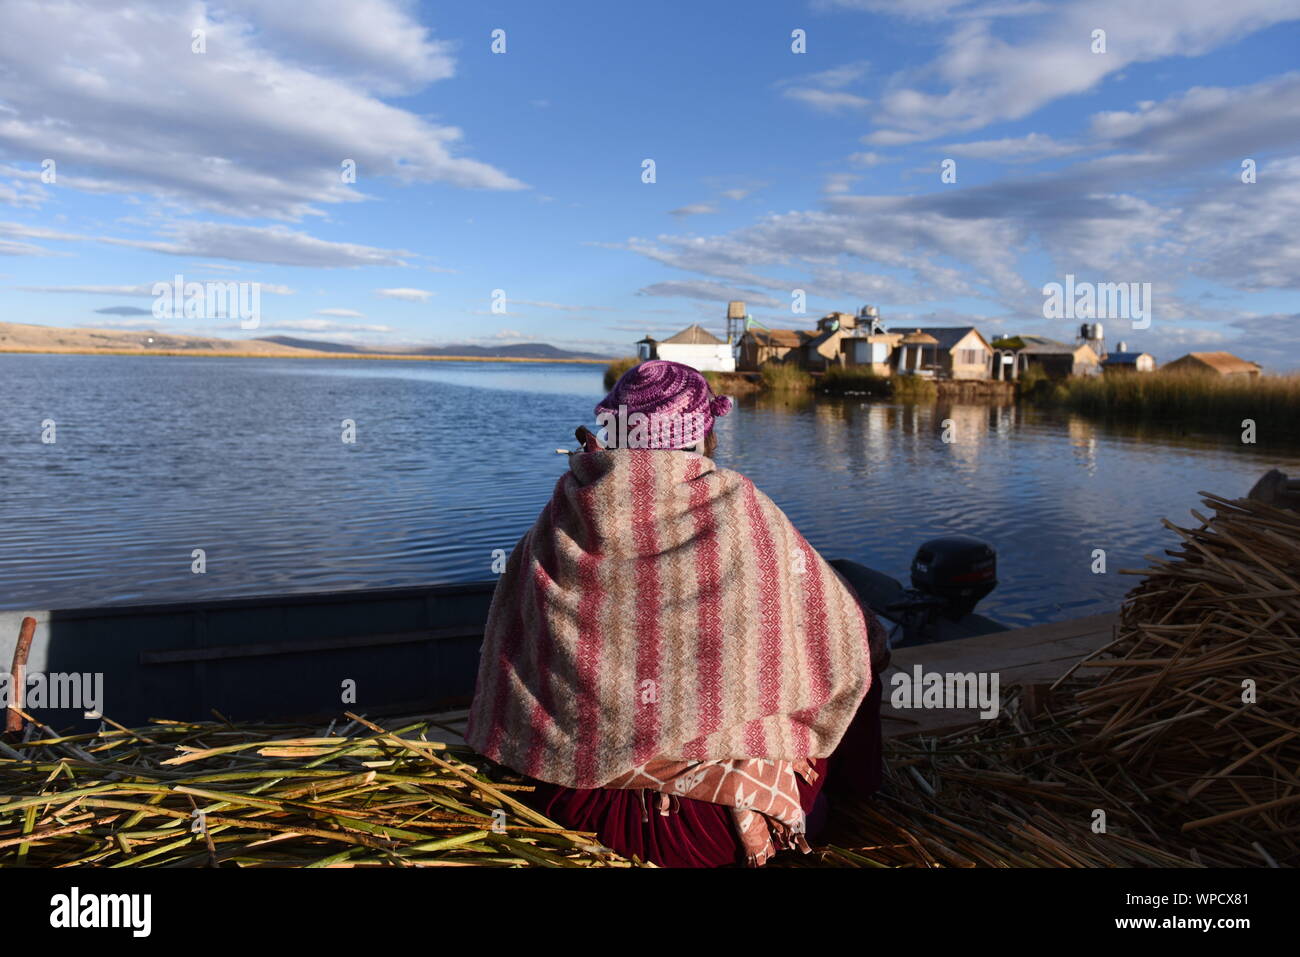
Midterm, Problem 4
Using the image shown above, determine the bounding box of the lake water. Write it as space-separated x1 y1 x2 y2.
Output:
2 354 1296 626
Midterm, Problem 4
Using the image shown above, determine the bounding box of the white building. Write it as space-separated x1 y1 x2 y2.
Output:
638 324 736 372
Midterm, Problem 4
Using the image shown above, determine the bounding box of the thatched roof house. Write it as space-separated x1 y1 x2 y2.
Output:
1163 351 1261 378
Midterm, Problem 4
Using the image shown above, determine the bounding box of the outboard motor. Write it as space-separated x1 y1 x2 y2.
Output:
909 535 997 621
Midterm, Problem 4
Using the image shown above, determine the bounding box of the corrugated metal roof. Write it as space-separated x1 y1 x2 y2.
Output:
1102 351 1149 365
913 326 988 351
1014 336 1078 355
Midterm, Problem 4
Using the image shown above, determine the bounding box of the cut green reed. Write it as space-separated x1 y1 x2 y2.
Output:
0 714 641 868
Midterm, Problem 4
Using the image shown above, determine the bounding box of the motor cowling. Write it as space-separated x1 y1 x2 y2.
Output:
909 535 997 620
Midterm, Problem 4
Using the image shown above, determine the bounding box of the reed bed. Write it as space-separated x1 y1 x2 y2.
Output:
759 362 814 392
783 489 1300 868
603 356 640 389
817 367 890 397
1034 372 1300 442
0 711 638 868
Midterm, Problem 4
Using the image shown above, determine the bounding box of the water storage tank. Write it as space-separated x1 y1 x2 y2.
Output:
1093 322 1104 341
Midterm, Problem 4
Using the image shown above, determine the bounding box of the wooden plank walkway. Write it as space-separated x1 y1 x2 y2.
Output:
415 612 1119 749
881 612 1117 738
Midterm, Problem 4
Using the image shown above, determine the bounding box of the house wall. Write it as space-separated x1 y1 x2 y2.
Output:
948 330 992 380
840 338 894 376
805 331 844 370
656 342 736 372
1102 360 1154 375
1026 354 1074 379
738 334 799 371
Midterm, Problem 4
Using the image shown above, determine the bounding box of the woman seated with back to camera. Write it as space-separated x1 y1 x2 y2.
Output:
466 359 890 867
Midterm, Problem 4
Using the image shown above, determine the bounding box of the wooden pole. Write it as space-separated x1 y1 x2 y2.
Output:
5 617 36 736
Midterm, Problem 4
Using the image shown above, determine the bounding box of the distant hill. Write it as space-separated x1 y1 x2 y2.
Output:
0 321 321 357
255 336 365 354
404 342 608 360
257 336 606 360
0 321 610 363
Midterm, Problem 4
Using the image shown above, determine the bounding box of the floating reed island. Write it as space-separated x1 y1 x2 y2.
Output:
782 488 1300 868
2 488 1296 868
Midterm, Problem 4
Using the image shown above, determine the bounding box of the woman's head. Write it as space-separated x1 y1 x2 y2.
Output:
594 359 732 453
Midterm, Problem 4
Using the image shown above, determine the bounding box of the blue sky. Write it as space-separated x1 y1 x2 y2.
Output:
1 0 1299 368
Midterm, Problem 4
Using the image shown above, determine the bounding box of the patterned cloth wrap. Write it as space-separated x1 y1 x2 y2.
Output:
466 447 875 861
606 757 819 866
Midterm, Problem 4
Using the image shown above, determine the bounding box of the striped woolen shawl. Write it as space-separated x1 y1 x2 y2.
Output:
466 448 874 789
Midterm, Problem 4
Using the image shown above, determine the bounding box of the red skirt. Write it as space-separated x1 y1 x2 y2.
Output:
521 669 884 867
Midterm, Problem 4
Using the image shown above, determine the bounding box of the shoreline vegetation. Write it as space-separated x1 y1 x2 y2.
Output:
605 357 1300 441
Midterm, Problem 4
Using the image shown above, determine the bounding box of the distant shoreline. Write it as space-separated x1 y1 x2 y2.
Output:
0 347 608 365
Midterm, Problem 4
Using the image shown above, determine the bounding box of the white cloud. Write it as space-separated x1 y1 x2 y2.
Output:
103 223 413 267
637 280 782 308
858 0 1300 144
218 0 455 95
782 89 872 113
848 151 891 167
815 1 1049 19
824 173 861 194
668 203 718 218
788 61 872 90
513 299 614 313
0 239 57 256
778 59 873 113
940 132 1081 162
19 281 294 295
268 318 393 333
0 0 525 220
315 308 366 318
375 287 433 302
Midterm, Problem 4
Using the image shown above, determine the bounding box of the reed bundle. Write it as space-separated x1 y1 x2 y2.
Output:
1071 491 1300 863
784 490 1299 868
0 711 638 868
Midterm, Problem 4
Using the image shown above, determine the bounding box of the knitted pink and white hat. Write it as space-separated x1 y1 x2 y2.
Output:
594 360 733 449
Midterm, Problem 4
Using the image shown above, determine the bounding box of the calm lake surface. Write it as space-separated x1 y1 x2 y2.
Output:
2 354 1297 626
